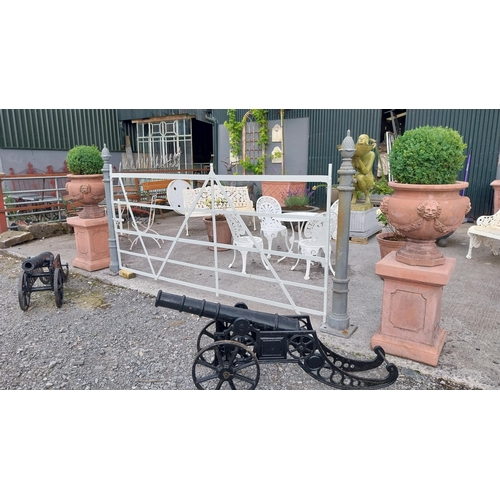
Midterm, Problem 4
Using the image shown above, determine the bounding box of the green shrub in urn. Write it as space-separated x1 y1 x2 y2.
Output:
66 145 104 175
388 126 467 185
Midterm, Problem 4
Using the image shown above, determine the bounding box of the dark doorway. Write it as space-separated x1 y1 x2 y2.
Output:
380 109 406 143
192 119 213 163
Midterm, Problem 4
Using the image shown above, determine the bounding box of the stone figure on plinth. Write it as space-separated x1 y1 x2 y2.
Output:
351 134 376 208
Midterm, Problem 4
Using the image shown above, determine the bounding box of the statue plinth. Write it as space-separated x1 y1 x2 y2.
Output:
349 206 380 240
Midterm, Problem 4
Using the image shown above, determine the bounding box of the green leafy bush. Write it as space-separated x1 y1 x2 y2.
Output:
388 126 467 184
371 176 394 195
66 145 104 175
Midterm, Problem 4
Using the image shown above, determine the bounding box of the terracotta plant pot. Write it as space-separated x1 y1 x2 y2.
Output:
203 216 232 251
376 232 407 259
261 181 306 206
65 174 106 219
380 181 471 266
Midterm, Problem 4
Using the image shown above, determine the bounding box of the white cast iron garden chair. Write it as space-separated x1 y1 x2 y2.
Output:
256 196 288 259
225 213 269 275
129 194 162 250
291 201 338 280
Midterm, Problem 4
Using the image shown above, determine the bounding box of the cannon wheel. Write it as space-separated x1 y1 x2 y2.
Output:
196 319 232 354
53 268 64 308
18 271 30 311
192 340 260 390
288 333 317 360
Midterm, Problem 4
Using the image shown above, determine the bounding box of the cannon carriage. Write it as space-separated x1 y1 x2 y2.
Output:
18 252 69 311
155 291 399 390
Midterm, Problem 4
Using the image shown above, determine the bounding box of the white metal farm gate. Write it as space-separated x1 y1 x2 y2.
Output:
109 167 334 321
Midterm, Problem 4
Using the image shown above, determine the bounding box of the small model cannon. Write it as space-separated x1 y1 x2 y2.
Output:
155 291 398 390
18 252 69 311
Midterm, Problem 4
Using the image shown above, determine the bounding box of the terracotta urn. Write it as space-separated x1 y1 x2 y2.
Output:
380 181 471 266
66 174 106 219
203 216 232 251
375 232 407 259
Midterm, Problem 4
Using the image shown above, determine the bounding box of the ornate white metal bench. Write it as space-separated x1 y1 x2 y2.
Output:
182 185 256 236
466 209 500 259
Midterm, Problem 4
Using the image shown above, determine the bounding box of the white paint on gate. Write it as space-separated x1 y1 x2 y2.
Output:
109 167 333 321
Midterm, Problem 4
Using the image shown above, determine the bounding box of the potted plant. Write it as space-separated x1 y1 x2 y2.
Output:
379 125 471 266
65 145 105 219
281 186 318 212
202 195 232 251
375 208 407 259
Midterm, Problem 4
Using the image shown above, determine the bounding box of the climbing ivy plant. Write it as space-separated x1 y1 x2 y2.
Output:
224 109 269 175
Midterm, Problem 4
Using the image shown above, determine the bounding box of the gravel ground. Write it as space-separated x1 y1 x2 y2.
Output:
0 252 477 390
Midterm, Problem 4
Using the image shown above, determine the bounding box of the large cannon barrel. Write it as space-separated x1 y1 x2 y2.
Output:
22 252 54 272
155 291 301 332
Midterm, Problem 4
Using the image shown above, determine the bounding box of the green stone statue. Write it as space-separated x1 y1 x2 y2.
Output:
352 134 376 207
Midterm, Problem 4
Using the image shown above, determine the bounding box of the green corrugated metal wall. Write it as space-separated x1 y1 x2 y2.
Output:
212 109 381 208
3 109 496 217
0 109 121 151
405 109 500 218
212 109 500 217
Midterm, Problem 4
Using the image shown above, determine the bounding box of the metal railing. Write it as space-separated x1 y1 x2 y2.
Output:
0 173 70 228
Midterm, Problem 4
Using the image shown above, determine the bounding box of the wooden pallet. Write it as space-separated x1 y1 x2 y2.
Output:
350 236 370 244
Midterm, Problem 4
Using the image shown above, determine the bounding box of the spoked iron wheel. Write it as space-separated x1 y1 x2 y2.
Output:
196 319 232 354
192 340 260 390
18 271 31 311
288 334 317 360
53 268 64 308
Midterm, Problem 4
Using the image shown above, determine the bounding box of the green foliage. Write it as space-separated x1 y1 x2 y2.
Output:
283 187 313 208
224 109 243 159
66 145 104 175
240 155 265 175
388 126 467 184
223 109 269 174
371 176 394 195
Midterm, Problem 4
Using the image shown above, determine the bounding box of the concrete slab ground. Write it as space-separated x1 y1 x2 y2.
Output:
3 213 500 390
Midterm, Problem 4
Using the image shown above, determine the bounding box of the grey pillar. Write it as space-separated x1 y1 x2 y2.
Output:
102 144 120 274
320 130 358 337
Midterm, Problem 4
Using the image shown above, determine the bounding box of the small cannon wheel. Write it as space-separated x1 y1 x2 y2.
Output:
192 340 260 390
288 334 317 360
18 271 30 311
53 268 64 308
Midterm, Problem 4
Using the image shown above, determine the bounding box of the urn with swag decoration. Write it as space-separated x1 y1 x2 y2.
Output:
380 126 471 267
65 145 105 219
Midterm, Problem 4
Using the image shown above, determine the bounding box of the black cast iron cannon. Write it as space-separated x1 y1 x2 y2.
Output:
18 252 69 310
155 291 399 390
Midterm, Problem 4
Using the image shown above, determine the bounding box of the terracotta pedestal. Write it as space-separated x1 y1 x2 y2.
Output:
66 216 110 271
370 252 456 366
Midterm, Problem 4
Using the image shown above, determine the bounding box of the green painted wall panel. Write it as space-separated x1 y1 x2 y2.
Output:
405 109 500 218
0 109 121 151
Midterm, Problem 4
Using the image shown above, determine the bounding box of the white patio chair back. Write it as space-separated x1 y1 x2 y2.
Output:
302 213 327 243
256 196 288 258
225 213 269 275
330 200 339 241
129 194 162 250
291 201 338 280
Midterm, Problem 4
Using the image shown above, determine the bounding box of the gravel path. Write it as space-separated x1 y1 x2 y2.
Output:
0 252 475 390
